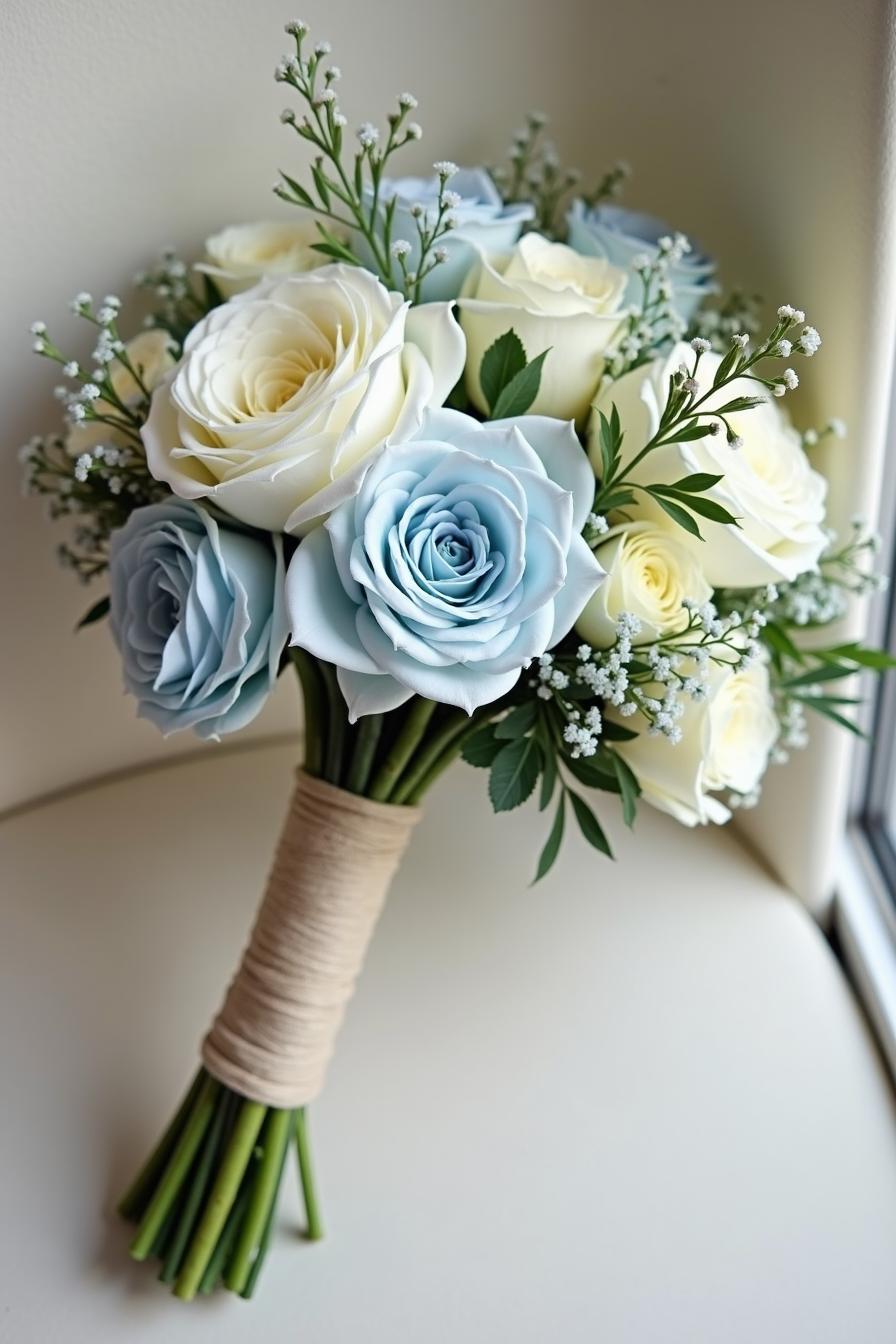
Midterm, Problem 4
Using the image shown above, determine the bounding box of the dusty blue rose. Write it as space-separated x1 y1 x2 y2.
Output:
108 500 288 738
286 410 604 718
567 199 715 324
359 167 534 301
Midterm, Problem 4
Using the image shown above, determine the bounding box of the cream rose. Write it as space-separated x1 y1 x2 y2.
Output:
576 522 712 647
195 219 331 297
67 328 176 457
589 343 828 586
458 233 626 424
614 654 779 827
142 265 466 533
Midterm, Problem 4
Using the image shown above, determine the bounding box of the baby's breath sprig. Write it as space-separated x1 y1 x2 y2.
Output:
604 234 692 379
274 23 448 300
688 286 763 350
580 159 631 210
593 304 824 537
488 112 583 236
135 247 221 345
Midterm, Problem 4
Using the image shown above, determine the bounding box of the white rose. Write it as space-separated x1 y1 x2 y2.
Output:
576 522 713 647
195 219 331 297
614 654 779 827
589 343 828 586
67 328 176 457
458 233 626 424
142 265 466 533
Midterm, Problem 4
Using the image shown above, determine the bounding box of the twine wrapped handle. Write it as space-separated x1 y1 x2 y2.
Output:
202 770 421 1108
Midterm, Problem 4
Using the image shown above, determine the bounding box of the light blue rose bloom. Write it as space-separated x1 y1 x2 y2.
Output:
566 199 716 324
359 167 534 302
286 410 604 718
108 499 288 738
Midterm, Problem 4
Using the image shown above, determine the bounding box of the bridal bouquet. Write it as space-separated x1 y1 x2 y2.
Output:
21 18 892 1303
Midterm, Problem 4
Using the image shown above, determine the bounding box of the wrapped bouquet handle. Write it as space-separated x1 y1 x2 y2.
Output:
202 771 421 1109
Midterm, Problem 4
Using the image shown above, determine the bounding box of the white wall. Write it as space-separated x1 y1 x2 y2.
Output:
2 0 894 904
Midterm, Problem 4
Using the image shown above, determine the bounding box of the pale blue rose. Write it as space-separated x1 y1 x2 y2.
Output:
286 410 604 718
108 500 288 738
359 167 534 301
566 199 715 324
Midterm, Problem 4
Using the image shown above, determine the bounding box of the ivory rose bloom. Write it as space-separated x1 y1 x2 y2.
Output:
195 219 331 297
67 329 176 457
576 523 712 647
615 654 779 826
458 234 627 423
588 343 828 586
287 409 604 718
142 265 465 533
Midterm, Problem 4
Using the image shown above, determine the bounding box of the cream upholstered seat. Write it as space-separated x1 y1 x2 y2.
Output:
3 741 896 1343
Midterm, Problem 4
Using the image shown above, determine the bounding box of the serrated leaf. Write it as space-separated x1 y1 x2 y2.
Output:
489 736 542 811
76 595 110 630
533 794 565 883
495 700 537 740
491 349 550 419
568 789 614 858
609 752 640 827
480 330 526 414
461 723 503 768
648 493 703 539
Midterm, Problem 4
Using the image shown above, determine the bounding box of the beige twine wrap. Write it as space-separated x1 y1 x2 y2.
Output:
201 770 421 1109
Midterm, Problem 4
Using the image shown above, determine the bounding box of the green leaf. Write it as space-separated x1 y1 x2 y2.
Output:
480 330 526 414
783 663 854 690
660 423 720 444
597 407 623 482
76 595 110 630
712 344 743 386
461 723 503 768
648 494 703 539
820 643 896 671
491 349 550 419
539 745 558 810
665 472 724 494
533 794 565 883
610 752 640 828
565 755 621 792
799 698 866 737
568 789 614 858
278 172 315 208
311 241 361 264
654 490 739 527
594 488 635 513
601 720 639 742
489 736 542 812
713 396 766 415
311 161 332 209
495 701 538 740
763 621 805 666
200 273 224 311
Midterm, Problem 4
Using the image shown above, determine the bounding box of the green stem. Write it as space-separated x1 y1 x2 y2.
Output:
225 1108 293 1295
198 1178 253 1294
240 1114 293 1299
290 648 325 778
158 1091 234 1285
174 1098 267 1301
118 1067 206 1221
389 710 468 805
129 1074 221 1260
344 713 384 795
295 1109 323 1241
318 661 347 787
407 720 484 805
369 698 437 803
